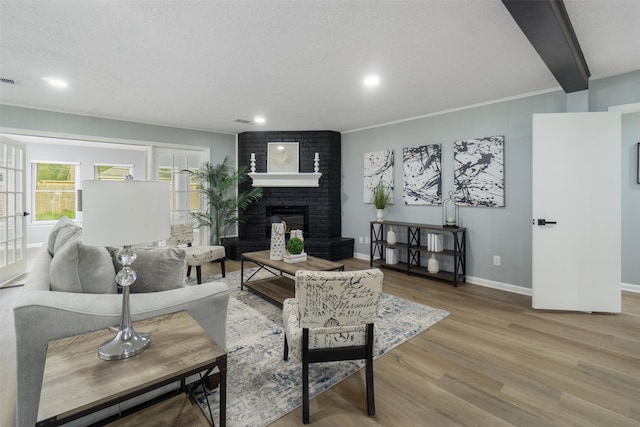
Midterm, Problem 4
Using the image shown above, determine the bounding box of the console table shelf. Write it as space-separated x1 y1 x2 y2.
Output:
369 221 466 286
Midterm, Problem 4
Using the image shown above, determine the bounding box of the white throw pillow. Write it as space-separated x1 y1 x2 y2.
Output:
47 216 81 256
50 236 117 294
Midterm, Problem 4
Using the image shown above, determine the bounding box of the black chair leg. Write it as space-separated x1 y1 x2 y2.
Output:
302 329 310 424
186 265 192 277
196 266 202 284
284 335 289 361
366 323 375 416
220 258 226 277
366 357 375 416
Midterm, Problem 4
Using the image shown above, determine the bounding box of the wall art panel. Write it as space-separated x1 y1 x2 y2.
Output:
363 150 394 203
454 135 504 207
403 144 441 205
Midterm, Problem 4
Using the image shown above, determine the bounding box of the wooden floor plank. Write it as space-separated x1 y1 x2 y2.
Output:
108 257 640 427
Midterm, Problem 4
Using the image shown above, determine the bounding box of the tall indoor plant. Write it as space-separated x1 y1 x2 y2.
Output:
184 156 262 245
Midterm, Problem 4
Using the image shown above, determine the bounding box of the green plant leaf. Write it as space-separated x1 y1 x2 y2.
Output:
287 237 304 255
183 156 263 245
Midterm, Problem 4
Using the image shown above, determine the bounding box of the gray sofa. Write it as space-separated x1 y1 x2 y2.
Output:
14 237 230 426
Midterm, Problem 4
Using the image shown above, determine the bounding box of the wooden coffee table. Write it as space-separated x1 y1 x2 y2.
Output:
241 250 344 306
36 311 226 427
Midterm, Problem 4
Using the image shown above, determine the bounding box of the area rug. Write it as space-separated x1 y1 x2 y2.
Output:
190 269 449 426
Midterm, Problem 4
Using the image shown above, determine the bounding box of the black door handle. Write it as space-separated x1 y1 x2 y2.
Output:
536 219 557 226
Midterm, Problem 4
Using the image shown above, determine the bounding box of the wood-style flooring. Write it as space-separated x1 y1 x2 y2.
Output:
109 258 640 427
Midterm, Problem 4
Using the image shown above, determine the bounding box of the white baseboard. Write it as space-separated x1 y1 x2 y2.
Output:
353 253 640 296
354 252 533 295
622 283 640 293
466 276 533 296
354 252 369 261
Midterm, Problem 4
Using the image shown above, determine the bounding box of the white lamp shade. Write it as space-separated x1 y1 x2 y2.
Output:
82 180 171 247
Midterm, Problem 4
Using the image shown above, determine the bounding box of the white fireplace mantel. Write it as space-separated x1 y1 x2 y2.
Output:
248 172 322 187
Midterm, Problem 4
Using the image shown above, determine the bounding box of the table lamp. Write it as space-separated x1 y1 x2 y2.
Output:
82 179 170 360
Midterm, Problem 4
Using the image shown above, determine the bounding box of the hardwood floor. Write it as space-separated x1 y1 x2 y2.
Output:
115 258 640 427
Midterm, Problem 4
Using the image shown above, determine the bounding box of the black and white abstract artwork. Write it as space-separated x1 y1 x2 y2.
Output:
403 145 442 205
363 150 394 203
454 135 505 207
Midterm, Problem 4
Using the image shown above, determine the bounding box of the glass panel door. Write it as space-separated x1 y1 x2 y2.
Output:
155 148 206 244
0 136 27 284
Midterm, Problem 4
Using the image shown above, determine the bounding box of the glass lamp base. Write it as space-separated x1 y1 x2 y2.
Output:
98 329 151 361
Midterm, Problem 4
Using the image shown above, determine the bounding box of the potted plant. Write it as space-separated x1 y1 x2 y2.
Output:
372 182 390 222
284 236 307 263
184 156 263 245
287 237 304 255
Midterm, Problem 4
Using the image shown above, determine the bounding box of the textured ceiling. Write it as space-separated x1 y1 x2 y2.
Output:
1 1 639 134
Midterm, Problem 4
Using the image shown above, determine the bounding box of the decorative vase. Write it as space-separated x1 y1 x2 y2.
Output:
290 229 304 241
386 227 397 245
270 221 287 260
427 253 439 274
376 209 384 222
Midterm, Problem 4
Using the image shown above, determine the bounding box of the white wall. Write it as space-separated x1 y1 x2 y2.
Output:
621 112 640 286
22 138 147 244
342 90 566 290
0 105 236 246
342 70 640 291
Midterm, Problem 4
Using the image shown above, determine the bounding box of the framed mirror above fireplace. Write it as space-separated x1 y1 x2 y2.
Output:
268 142 299 173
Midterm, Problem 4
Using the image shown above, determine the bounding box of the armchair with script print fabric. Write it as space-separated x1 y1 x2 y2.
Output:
282 268 384 424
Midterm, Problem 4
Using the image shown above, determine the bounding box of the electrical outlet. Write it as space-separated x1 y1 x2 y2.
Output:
493 255 501 266
358 236 364 244
364 236 370 244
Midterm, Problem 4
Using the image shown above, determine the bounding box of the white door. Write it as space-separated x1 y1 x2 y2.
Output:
0 136 28 284
532 113 621 312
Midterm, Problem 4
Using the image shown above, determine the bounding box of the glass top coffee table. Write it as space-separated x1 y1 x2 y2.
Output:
241 250 344 307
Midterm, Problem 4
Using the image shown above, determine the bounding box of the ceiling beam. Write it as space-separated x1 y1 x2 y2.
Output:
502 0 590 93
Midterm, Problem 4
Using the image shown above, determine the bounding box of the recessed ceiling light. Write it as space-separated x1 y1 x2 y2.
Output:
254 116 266 124
42 77 68 88
363 75 380 87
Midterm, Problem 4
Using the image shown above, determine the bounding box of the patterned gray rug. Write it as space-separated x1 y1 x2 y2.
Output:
191 269 449 426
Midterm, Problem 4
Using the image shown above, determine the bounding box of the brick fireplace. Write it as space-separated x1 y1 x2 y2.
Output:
224 131 354 261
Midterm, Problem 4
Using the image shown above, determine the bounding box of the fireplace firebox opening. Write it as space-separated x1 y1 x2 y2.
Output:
266 205 309 238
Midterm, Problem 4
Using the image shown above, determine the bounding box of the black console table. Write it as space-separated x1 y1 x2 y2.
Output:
369 220 466 286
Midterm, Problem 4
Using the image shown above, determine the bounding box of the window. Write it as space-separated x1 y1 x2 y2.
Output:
157 152 201 223
94 164 134 180
32 162 79 222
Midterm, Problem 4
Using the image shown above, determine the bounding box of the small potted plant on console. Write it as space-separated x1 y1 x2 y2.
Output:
372 182 390 222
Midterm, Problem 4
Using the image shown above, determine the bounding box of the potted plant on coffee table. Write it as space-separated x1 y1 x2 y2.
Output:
283 237 306 263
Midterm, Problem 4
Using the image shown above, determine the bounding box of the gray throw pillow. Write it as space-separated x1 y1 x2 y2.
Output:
109 247 186 293
47 216 82 256
50 236 117 294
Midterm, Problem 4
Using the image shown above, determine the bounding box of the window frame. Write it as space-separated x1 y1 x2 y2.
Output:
94 163 135 180
31 161 81 224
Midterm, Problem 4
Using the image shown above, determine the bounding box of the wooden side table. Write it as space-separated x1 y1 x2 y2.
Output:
36 311 226 427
